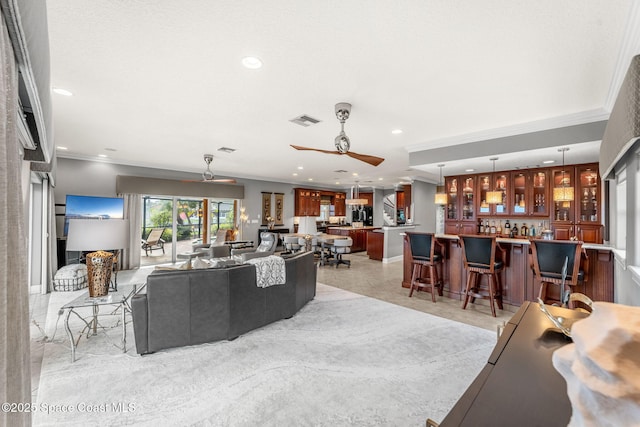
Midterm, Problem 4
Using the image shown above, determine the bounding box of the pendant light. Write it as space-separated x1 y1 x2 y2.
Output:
486 157 502 204
553 147 575 202
434 164 447 205
345 181 367 206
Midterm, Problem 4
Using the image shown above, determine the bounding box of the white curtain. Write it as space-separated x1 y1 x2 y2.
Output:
122 193 142 269
0 14 31 427
47 180 57 292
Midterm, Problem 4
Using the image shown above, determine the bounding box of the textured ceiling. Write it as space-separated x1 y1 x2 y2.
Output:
46 0 637 187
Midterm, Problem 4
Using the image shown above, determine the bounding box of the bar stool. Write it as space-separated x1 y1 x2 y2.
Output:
530 239 587 307
406 232 443 302
283 235 301 253
459 235 505 317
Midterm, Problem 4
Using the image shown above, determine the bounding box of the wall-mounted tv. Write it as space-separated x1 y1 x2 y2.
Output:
64 195 124 236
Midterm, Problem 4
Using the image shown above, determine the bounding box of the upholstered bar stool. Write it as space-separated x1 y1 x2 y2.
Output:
459 235 505 317
283 236 301 253
530 239 587 307
329 237 352 268
406 232 443 302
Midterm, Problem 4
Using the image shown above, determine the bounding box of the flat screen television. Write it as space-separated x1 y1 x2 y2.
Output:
64 195 124 236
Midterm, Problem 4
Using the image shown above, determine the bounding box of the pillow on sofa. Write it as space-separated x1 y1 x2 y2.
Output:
192 258 212 269
154 261 191 271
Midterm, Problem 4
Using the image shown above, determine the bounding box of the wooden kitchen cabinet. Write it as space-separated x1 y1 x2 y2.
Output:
333 192 346 216
510 169 550 217
294 188 321 216
445 175 476 234
477 172 509 216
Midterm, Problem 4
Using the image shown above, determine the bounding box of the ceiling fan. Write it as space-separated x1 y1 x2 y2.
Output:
182 154 236 184
290 102 385 167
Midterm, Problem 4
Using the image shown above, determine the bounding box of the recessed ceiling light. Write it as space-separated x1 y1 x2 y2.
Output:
241 56 263 69
465 168 475 172
391 129 403 135
297 166 304 170
308 178 313 181
335 182 340 185
98 154 107 158
352 172 358 176
293 173 298 176
56 146 68 150
543 160 555 164
378 177 384 180
52 87 73 96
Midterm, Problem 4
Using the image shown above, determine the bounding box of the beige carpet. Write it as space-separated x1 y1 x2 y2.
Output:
34 282 495 426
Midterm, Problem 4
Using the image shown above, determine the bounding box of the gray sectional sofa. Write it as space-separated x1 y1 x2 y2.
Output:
131 251 316 355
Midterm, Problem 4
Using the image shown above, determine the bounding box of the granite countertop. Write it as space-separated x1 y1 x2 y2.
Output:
327 226 380 231
434 233 613 251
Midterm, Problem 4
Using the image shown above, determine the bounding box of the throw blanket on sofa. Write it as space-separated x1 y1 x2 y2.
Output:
246 255 286 288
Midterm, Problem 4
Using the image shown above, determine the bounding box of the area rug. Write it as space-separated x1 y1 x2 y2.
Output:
34 283 495 426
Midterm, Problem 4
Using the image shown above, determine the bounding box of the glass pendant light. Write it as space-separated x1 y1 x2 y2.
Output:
553 147 575 202
434 164 447 205
486 157 502 204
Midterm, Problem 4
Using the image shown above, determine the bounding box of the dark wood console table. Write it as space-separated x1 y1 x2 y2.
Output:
440 301 588 426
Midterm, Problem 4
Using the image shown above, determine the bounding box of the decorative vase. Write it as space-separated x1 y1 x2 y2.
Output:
86 250 114 297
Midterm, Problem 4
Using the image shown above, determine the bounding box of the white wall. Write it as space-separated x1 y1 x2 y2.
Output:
411 180 437 232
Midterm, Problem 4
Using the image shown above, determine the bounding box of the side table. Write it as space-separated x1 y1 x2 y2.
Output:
61 284 144 362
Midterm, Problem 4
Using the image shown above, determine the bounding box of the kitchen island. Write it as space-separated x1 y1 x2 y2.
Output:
402 233 615 307
326 226 380 252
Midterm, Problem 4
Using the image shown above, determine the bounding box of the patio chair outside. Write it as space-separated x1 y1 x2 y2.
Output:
141 228 165 256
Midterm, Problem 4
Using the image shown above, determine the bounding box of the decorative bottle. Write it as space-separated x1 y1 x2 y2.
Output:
521 223 528 237
479 219 484 235
512 223 518 237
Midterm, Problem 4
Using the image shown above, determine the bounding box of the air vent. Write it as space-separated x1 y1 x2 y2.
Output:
333 169 348 173
218 147 236 153
289 114 321 127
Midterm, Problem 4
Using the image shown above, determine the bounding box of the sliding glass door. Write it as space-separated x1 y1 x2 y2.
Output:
141 196 234 266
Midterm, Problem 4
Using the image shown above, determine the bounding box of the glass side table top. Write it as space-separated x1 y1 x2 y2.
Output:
62 284 143 310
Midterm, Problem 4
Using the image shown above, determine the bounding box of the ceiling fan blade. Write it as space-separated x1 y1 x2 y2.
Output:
290 144 341 155
346 151 385 166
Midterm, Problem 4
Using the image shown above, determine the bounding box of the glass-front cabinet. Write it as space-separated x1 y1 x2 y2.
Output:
478 173 508 216
577 165 600 224
551 167 575 223
460 176 475 221
445 176 459 221
511 169 549 216
445 175 476 234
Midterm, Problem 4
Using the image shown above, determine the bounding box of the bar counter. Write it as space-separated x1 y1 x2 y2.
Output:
402 234 615 307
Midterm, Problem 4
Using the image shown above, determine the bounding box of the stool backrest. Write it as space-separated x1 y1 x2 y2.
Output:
459 235 497 271
406 232 436 261
530 240 583 284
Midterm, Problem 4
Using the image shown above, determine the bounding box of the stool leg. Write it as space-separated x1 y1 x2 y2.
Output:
409 263 419 297
436 261 444 296
429 264 436 302
488 273 497 317
494 273 503 310
462 271 474 310
538 281 548 304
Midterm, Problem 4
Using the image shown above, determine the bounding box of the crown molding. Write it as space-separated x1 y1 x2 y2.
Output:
605 0 640 111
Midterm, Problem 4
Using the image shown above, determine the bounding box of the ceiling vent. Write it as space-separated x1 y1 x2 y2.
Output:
289 114 321 127
333 169 348 173
217 147 236 153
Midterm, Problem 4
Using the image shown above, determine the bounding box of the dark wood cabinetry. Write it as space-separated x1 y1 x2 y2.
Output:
510 168 550 217
551 163 602 242
445 175 477 234
294 188 321 216
333 192 346 216
445 162 603 243
327 227 378 252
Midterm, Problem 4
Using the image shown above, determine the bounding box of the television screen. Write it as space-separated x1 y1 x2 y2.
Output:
64 195 124 235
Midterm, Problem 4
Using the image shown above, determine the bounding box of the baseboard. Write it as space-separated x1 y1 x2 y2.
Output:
382 255 403 264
